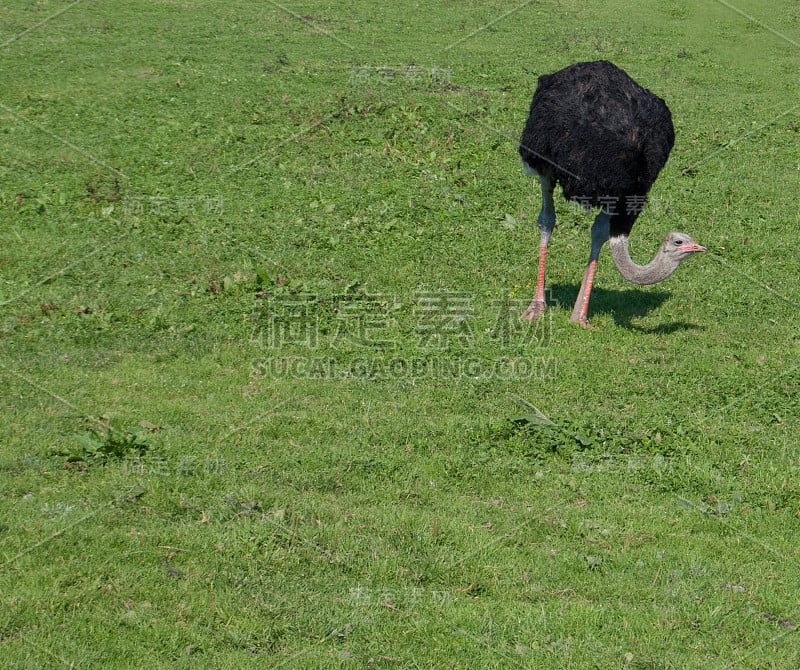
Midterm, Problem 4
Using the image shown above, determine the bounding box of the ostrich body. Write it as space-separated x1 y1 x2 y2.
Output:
518 60 705 327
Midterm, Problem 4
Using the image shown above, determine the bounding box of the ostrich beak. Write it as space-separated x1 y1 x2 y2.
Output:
681 242 707 253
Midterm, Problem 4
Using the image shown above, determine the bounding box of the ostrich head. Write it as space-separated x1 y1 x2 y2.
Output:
608 231 706 286
662 231 707 260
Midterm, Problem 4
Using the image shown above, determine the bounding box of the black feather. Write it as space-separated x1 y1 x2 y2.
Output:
518 60 674 238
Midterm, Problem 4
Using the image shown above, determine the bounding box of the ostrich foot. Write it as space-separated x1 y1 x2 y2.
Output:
569 315 591 328
521 300 546 322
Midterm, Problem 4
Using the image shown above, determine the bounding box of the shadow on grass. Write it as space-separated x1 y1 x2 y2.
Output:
547 283 705 333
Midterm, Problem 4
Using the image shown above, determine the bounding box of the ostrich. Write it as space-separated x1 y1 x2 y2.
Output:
518 60 706 327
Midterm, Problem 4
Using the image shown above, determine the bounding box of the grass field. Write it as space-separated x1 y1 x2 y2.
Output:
2 0 800 667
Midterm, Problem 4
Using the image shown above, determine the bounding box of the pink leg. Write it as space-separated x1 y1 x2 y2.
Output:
521 173 555 322
521 241 548 321
569 258 598 327
569 211 610 328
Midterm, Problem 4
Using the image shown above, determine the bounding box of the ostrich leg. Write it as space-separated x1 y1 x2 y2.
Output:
521 173 555 321
570 211 611 327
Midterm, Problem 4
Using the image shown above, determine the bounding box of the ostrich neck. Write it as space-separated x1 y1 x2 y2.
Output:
608 235 677 286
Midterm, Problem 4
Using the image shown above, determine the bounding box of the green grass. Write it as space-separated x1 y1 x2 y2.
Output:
2 0 800 667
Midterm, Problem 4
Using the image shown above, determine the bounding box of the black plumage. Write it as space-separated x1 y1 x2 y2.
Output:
519 60 674 238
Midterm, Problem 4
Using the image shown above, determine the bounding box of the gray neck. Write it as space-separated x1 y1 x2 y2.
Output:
608 235 679 286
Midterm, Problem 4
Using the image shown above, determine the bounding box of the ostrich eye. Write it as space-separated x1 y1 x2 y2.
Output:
673 239 683 246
